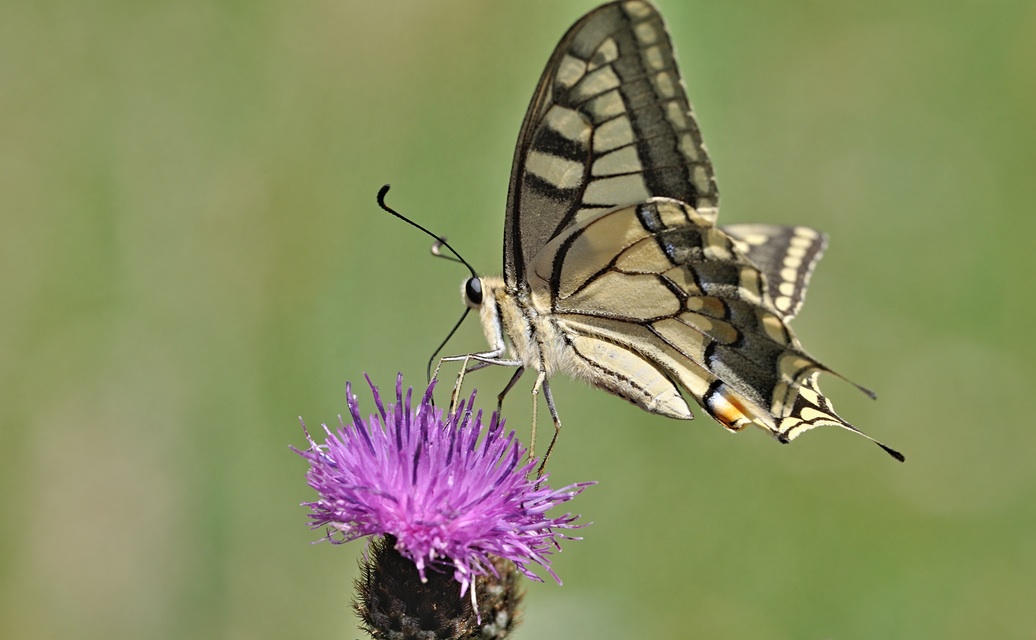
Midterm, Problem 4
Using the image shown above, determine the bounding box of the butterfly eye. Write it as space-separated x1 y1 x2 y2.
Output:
464 277 483 308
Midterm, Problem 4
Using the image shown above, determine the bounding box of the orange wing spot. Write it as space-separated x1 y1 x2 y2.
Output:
707 387 753 432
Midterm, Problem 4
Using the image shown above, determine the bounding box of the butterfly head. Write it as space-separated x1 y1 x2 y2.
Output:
463 277 483 309
460 274 510 343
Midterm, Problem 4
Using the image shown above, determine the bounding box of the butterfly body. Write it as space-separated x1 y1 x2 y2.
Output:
447 0 902 461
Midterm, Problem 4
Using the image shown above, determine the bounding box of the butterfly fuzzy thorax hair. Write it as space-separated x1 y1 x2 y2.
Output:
467 275 571 380
444 0 902 462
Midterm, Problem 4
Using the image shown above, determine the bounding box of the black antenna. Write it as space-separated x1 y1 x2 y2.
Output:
377 184 478 381
377 184 477 279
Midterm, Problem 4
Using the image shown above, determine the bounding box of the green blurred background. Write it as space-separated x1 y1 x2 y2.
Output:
2 1 1034 638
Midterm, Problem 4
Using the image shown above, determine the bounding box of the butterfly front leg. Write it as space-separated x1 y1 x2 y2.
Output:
436 349 523 417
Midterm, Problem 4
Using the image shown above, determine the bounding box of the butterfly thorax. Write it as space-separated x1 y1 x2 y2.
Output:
475 275 571 376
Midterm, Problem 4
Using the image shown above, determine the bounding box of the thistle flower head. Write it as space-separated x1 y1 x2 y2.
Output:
294 374 591 598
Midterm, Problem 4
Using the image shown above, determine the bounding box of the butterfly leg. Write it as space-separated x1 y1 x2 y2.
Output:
449 355 485 415
436 351 523 414
431 354 471 414
497 365 525 415
528 371 560 471
536 379 562 478
436 350 501 412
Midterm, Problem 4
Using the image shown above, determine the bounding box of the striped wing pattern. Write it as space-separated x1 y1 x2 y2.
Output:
722 224 827 320
527 198 888 452
504 0 717 287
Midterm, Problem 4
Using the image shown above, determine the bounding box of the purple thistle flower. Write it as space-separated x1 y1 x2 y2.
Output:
293 374 592 599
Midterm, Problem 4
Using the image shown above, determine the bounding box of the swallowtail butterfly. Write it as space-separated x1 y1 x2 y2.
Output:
436 0 902 463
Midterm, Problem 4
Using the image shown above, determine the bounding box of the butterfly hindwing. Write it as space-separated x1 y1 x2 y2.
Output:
776 373 905 461
505 0 718 288
722 223 828 320
529 198 847 438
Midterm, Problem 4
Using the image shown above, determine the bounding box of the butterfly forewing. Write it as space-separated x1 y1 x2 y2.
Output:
504 0 718 288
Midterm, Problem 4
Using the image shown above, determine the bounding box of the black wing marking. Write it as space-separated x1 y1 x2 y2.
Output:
504 0 718 289
722 223 827 320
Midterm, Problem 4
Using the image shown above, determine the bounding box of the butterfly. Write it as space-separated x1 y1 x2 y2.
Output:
429 0 903 464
